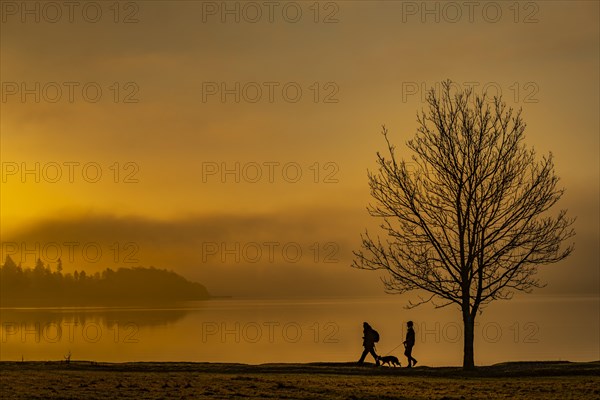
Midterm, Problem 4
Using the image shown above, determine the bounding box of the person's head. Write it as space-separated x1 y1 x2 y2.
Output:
407 321 413 328
363 322 371 330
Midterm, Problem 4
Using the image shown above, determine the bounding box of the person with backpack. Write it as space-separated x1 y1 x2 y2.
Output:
357 322 380 366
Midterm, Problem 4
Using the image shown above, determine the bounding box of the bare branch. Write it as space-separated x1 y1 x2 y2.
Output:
353 78 575 330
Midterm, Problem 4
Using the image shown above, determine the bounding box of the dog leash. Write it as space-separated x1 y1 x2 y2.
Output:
381 343 404 356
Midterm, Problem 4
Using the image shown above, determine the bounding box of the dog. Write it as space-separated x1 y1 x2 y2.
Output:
377 355 401 367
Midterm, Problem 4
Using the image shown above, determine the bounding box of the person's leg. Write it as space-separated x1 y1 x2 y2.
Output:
358 348 369 364
405 347 413 367
369 348 379 366
407 346 417 366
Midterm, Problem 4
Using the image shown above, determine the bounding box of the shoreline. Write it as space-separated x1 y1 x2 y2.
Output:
2 360 598 377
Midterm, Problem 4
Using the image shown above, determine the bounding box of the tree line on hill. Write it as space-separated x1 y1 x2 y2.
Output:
0 255 210 306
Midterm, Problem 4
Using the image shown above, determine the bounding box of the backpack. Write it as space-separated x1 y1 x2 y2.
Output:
372 329 380 343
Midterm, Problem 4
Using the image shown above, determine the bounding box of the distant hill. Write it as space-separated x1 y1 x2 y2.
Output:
0 256 210 306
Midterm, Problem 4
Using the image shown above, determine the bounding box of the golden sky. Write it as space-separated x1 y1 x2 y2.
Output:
1 1 598 297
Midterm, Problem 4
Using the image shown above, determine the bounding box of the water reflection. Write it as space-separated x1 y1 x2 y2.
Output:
1 296 598 366
0 307 191 328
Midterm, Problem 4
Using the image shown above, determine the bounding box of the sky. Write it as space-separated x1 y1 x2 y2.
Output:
1 0 598 298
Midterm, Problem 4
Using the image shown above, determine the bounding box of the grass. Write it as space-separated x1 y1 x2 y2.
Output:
1 361 598 399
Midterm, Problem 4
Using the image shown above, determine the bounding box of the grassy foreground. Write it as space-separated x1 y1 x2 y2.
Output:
1 361 598 399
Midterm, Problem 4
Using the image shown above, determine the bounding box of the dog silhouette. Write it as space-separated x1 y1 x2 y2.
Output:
377 355 401 367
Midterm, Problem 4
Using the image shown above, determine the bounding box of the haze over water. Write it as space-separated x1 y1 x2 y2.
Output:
2 295 597 366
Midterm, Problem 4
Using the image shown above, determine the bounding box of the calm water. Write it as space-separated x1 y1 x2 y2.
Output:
1 296 598 366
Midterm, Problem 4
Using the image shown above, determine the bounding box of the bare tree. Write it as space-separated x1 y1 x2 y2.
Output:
353 80 575 369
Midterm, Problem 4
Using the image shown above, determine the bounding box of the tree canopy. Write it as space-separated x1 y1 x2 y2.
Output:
353 80 575 368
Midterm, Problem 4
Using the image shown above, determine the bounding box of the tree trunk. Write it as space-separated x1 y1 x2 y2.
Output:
462 308 475 370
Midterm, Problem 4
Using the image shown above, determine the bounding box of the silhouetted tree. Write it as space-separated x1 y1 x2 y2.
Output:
1 255 22 297
353 80 575 369
3 255 18 273
0 261 209 306
34 258 45 275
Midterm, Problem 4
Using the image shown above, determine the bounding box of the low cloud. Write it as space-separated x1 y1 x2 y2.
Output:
1 208 382 297
2 201 596 298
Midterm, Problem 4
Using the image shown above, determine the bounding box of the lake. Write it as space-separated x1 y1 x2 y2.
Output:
1 296 598 366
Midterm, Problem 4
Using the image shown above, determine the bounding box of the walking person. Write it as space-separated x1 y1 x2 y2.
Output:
357 322 380 366
403 321 417 367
